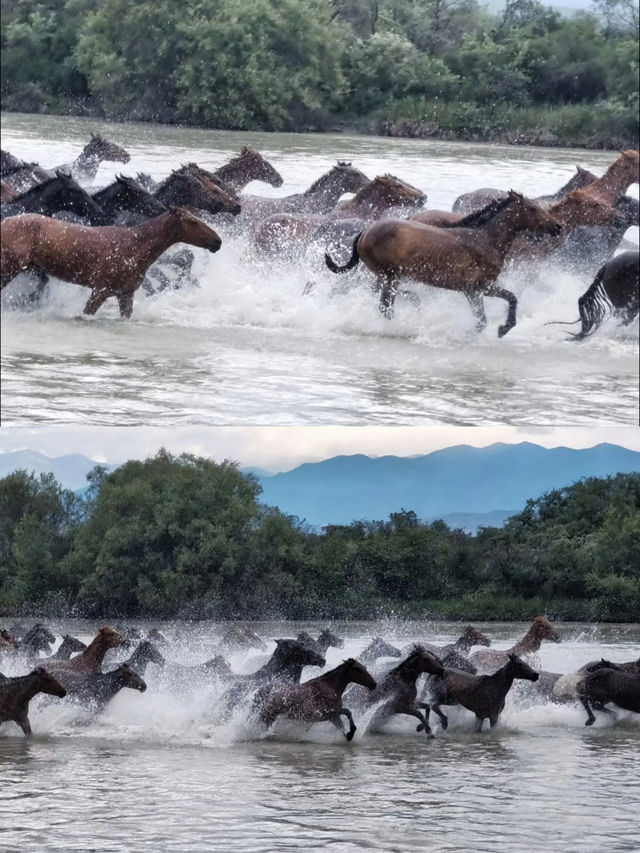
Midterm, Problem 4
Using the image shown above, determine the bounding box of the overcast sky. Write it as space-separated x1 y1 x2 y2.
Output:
0 426 638 473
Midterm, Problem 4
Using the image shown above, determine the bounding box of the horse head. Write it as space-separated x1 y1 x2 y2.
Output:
168 206 223 253
88 133 131 164
35 667 67 698
461 626 491 648
115 664 147 692
238 147 284 187
531 616 561 643
334 162 370 195
506 653 539 682
274 639 325 668
115 174 167 217
508 190 561 236
345 658 377 690
556 189 626 228
318 628 344 649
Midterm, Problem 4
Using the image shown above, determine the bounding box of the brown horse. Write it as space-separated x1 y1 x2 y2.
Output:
0 179 18 203
470 616 561 674
326 191 561 336
255 174 426 255
257 658 377 741
0 667 66 735
577 663 640 726
42 626 126 677
1 207 222 317
213 147 283 192
579 149 639 205
154 171 240 216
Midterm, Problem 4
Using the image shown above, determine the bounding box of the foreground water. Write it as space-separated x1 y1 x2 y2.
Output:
1 113 638 426
1 620 638 852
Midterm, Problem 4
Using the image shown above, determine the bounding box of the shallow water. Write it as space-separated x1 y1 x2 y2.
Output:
1 620 639 852
1 112 638 425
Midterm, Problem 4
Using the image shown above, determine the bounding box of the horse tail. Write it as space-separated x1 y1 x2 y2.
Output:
569 265 612 340
325 232 362 274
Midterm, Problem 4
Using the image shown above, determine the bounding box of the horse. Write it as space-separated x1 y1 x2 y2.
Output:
429 654 539 732
17 623 56 657
217 639 326 717
452 165 598 215
173 163 242 209
48 635 87 661
469 616 561 674
0 667 67 735
257 658 377 741
296 628 345 656
360 637 402 665
1 171 109 224
1 207 222 318
577 662 640 726
56 133 130 185
241 162 371 222
42 627 126 678
325 191 561 336
254 174 426 256
213 146 283 192
0 149 27 177
59 664 147 712
219 625 268 652
563 251 639 340
551 658 638 704
124 640 165 675
578 149 639 206
0 180 18 203
1 152 52 192
92 174 167 224
361 647 445 737
154 171 241 216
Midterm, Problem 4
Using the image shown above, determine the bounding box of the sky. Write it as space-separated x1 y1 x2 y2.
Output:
0 426 638 473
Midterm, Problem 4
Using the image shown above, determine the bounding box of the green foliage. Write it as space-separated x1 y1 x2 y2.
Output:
0 461 638 621
0 0 637 145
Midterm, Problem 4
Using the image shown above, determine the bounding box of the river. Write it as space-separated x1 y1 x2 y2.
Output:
1 112 638 426
1 619 639 852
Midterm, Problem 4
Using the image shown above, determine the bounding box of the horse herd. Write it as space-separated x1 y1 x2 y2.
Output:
1 617 638 742
1 134 638 338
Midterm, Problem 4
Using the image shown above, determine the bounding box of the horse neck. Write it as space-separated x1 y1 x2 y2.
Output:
588 159 638 203
305 171 345 204
81 634 114 669
483 203 532 256
320 662 355 697
395 657 421 685
454 634 473 652
214 158 248 191
7 672 44 705
74 146 101 182
314 635 330 655
512 626 542 655
488 661 517 695
130 214 181 263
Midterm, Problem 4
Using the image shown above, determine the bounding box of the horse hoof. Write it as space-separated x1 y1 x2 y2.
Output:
441 720 448 731
346 729 355 742
497 324 511 338
585 719 595 726
416 724 424 732
427 732 435 739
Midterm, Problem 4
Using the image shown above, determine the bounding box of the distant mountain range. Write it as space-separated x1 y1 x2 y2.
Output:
1 442 637 533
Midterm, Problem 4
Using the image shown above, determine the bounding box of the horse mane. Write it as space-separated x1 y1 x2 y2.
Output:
307 165 350 193
440 193 516 228
7 172 72 202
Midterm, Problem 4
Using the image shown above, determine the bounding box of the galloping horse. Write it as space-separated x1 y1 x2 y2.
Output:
60 133 131 185
296 628 345 656
470 616 561 674
1 207 222 318
212 146 283 192
257 658 377 741
42 627 127 678
567 250 639 340
325 191 561 336
154 171 241 216
0 667 66 735
577 662 640 726
92 174 167 224
1 172 108 224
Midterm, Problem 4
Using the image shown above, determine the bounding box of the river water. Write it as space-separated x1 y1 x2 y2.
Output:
1 619 639 852
1 112 638 426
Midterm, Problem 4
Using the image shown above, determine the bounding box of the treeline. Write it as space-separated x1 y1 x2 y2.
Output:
0 451 638 622
0 0 638 147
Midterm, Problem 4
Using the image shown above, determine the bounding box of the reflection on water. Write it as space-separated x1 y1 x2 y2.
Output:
1 620 638 852
1 113 638 425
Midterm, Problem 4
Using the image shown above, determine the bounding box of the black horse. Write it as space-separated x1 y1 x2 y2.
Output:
1 171 108 224
569 250 639 340
92 174 167 224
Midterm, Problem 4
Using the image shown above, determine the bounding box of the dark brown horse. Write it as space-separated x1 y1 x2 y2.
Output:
360 637 402 665
48 635 88 661
577 662 640 725
429 654 539 732
0 667 66 735
363 647 445 737
1 207 222 317
257 658 377 741
219 625 268 652
60 663 147 711
567 250 639 340
326 191 561 336
0 180 18 203
213 147 283 192
470 616 561 674
154 171 240 216
296 628 345 656
62 133 131 185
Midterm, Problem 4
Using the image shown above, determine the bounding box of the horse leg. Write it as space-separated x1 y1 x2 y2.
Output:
475 716 485 732
25 269 50 305
83 288 110 316
116 291 135 319
465 292 487 332
16 713 32 736
402 708 433 738
431 703 448 730
592 702 616 718
416 702 432 734
485 284 517 338
339 707 357 741
580 697 596 726
489 715 499 729
379 274 398 319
